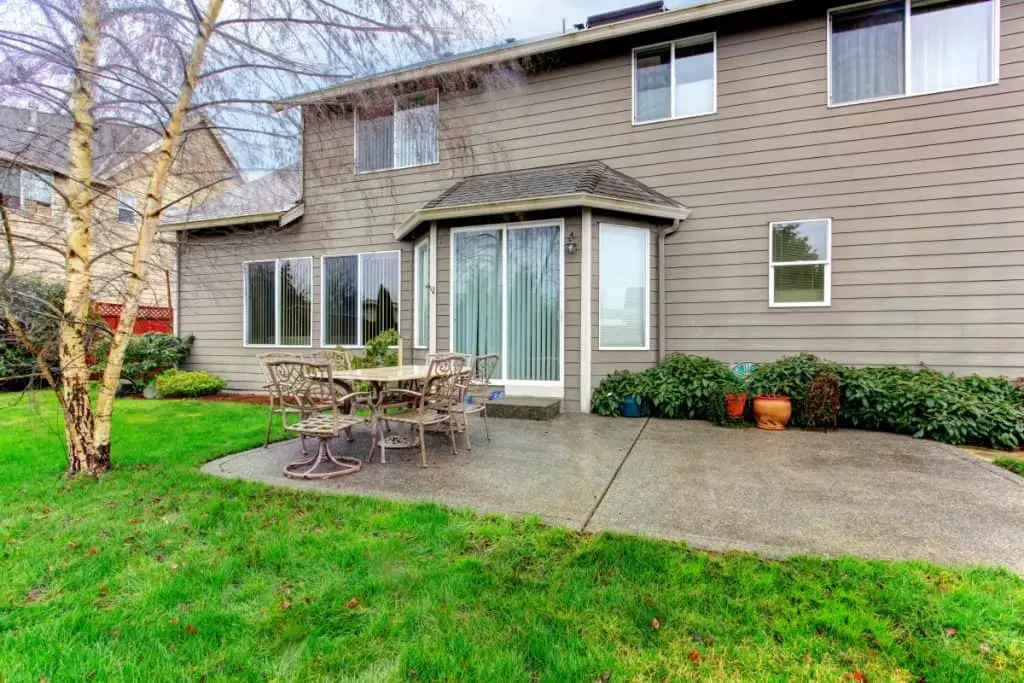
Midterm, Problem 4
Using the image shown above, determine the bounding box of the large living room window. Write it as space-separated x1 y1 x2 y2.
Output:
322 251 400 346
769 219 831 307
633 34 716 123
355 90 439 173
599 224 649 349
829 0 997 105
243 258 313 346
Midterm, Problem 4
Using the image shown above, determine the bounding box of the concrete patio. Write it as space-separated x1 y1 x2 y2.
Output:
203 414 1024 571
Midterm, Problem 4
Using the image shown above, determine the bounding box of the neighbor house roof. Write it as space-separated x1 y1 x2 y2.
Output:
159 164 302 231
396 160 689 239
279 0 789 108
0 105 241 183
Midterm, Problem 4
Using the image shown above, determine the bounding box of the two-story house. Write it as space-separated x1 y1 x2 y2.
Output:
1 105 241 318
167 0 1023 412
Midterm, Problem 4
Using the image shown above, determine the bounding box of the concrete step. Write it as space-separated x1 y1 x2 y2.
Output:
486 396 561 421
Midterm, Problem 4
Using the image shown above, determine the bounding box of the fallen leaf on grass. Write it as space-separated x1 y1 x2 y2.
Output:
688 650 701 663
650 617 660 631
98 587 108 596
281 600 292 610
186 624 197 635
599 671 611 681
944 627 958 637
853 671 867 683
346 597 360 609
88 547 98 556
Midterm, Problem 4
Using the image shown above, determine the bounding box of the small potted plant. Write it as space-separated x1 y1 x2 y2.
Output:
724 378 748 419
753 393 792 430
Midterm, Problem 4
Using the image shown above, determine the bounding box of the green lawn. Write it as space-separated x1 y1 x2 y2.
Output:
1 393 1022 682
995 458 1024 478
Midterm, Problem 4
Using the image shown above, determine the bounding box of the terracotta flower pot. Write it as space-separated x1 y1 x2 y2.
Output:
725 392 748 418
753 395 792 431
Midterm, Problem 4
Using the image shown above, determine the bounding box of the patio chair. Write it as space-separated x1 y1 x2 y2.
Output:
267 359 371 479
258 351 305 448
369 355 465 468
442 353 500 450
310 347 354 371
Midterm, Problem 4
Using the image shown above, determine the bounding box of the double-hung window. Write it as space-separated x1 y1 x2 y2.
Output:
769 219 831 307
413 238 431 348
633 34 716 123
322 251 400 346
243 258 313 346
355 90 439 173
829 0 998 105
599 225 650 349
1 168 53 212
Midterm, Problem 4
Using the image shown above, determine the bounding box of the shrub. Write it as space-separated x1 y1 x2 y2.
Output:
746 353 843 426
804 371 840 431
0 277 65 389
591 354 736 419
155 370 226 398
706 383 729 425
352 328 399 369
92 333 193 389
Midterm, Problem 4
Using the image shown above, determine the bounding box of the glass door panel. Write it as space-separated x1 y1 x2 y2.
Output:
507 225 560 381
452 229 503 360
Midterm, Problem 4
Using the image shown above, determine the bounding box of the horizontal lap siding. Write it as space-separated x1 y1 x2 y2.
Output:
180 0 1024 391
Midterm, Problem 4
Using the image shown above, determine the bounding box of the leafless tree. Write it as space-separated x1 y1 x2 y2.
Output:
0 0 500 475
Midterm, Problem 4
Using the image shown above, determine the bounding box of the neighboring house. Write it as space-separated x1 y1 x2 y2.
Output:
0 105 241 312
167 0 1023 411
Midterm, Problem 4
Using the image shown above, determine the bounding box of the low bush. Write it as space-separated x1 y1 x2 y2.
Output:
155 369 226 398
92 333 193 389
592 352 1024 450
804 370 840 431
0 277 65 389
352 328 399 369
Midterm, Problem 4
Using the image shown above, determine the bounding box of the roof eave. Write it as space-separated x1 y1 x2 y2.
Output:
158 209 289 232
277 0 790 109
395 193 690 240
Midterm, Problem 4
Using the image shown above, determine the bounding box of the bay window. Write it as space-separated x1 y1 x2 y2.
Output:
322 251 400 346
633 34 716 123
355 90 439 173
829 0 997 105
599 225 649 349
243 258 312 346
769 219 831 307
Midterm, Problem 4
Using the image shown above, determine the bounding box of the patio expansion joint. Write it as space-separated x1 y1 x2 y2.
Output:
580 417 649 534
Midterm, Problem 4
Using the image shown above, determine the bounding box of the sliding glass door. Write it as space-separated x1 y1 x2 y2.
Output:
452 222 562 388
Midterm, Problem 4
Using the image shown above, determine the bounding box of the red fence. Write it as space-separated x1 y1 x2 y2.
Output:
94 302 173 334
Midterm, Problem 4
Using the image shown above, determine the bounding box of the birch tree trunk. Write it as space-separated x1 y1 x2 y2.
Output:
62 0 102 474
92 0 225 462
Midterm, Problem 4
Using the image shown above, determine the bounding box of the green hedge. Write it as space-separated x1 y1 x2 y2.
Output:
92 333 193 389
591 353 1024 450
155 370 226 398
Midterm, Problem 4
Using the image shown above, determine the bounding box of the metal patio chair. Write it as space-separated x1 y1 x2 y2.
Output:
442 353 500 450
258 351 304 448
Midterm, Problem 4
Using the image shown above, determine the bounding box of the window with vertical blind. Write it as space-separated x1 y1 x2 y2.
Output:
322 251 400 346
355 90 439 173
769 219 831 307
599 225 649 349
413 239 430 348
828 0 997 105
243 258 312 346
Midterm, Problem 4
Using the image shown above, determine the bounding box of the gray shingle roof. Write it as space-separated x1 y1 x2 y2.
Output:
424 161 682 210
161 165 300 225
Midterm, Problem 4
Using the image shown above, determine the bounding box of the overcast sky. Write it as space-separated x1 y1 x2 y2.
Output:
496 0 695 41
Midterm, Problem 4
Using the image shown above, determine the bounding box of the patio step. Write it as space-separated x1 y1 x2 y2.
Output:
486 396 561 421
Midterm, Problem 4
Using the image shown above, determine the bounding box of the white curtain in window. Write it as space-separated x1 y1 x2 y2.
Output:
394 101 438 168
600 226 648 348
831 2 905 103
414 241 430 347
278 259 311 345
507 226 560 382
911 0 993 93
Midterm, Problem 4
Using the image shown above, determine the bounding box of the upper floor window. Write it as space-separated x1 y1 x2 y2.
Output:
117 193 135 224
829 0 997 106
633 33 716 124
1 168 53 212
355 90 439 173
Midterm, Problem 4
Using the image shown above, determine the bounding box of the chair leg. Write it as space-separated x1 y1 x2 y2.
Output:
482 407 491 442
263 398 275 448
419 424 428 468
463 412 473 452
367 420 379 463
446 417 458 458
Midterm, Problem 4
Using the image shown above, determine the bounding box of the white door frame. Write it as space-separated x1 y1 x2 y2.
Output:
449 219 565 398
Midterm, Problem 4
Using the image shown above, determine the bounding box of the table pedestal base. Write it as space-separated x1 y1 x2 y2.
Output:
283 439 361 480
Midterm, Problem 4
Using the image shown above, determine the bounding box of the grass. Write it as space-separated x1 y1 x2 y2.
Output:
1 393 1023 682
995 458 1024 478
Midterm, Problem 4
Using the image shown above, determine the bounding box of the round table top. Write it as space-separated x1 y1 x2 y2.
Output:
331 365 430 383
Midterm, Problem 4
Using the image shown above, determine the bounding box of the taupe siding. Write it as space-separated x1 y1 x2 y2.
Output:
180 0 1024 394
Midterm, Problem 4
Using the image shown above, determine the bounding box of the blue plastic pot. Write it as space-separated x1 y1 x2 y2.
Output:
620 396 642 417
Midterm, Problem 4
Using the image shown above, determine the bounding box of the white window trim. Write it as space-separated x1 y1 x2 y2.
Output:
768 218 832 308
597 224 651 351
242 257 314 348
353 89 440 175
826 0 1000 108
319 249 402 348
117 192 135 224
632 32 717 126
413 237 430 349
448 219 565 395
